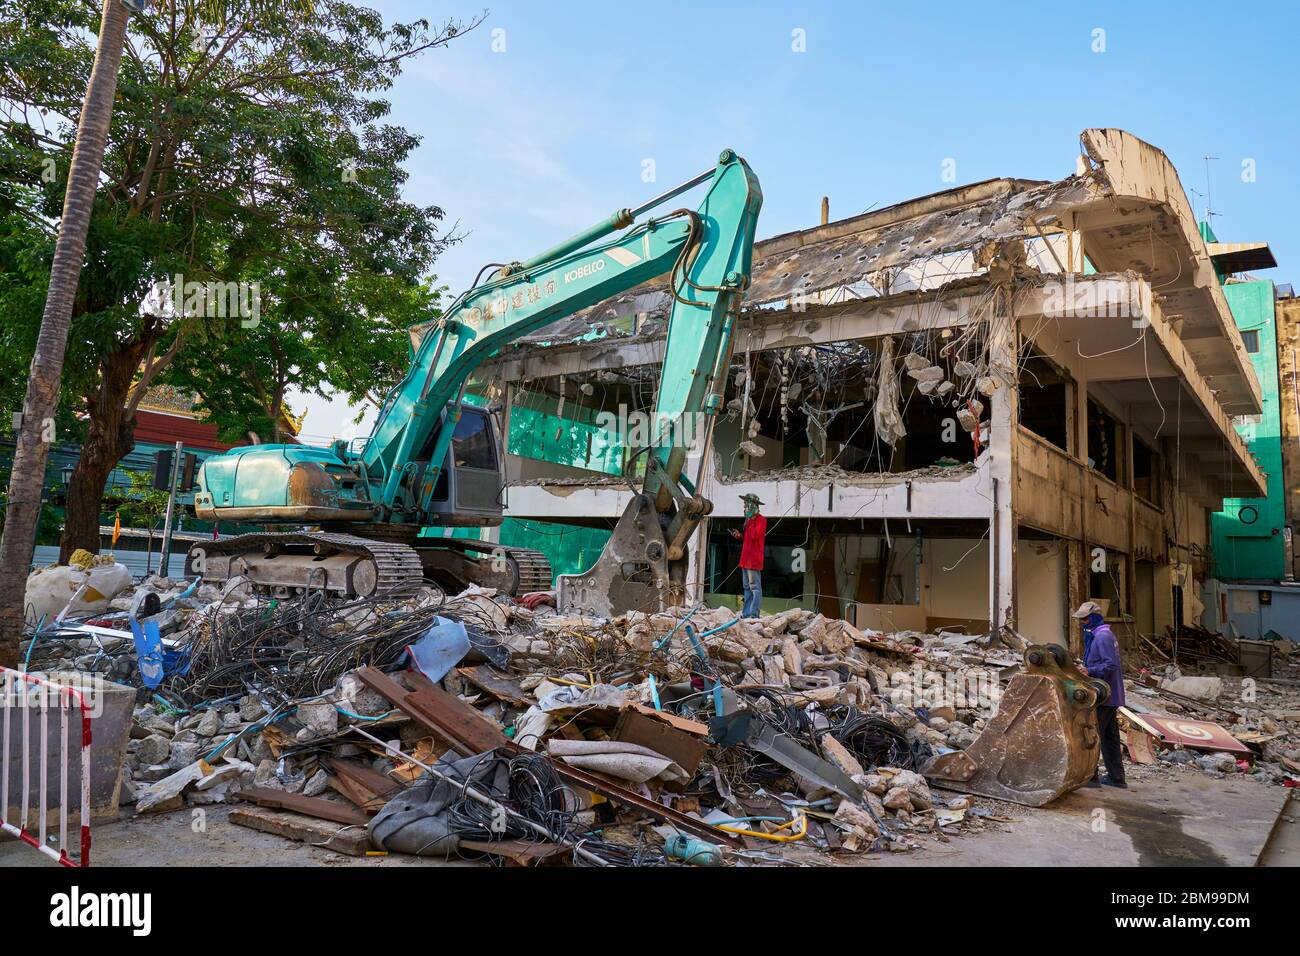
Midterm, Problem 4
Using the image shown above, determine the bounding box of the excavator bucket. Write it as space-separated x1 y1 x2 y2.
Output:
555 494 674 618
923 643 1107 807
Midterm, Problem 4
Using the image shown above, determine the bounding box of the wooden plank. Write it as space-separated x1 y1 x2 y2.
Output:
328 773 381 813
326 756 405 812
459 838 572 867
357 666 507 756
1124 727 1158 765
234 788 370 826
457 665 531 707
229 807 372 857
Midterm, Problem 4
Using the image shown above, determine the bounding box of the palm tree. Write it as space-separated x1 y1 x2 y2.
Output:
0 0 311 665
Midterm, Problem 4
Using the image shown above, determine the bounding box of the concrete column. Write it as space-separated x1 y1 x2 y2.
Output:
685 516 710 606
988 304 1018 632
500 382 518 486
1153 562 1174 634
1066 538 1087 656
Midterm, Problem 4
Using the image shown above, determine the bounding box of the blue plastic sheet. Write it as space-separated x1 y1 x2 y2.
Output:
405 616 471 683
130 617 166 689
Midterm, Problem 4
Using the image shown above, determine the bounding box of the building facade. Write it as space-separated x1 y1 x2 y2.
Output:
1204 228 1284 583
479 130 1267 652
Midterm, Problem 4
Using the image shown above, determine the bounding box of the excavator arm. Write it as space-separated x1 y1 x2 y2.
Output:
191 150 761 612
362 148 760 525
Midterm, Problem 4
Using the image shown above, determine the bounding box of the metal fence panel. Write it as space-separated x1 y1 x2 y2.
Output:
1 668 92 867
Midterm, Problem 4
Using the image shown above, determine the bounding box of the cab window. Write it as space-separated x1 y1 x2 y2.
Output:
452 411 496 470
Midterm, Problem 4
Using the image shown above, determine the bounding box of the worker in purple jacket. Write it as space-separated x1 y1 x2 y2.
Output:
1073 601 1127 788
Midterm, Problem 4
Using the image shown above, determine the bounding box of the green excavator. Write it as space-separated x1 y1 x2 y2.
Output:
187 150 763 617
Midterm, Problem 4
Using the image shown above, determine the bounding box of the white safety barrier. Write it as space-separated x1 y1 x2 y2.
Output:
1 668 92 866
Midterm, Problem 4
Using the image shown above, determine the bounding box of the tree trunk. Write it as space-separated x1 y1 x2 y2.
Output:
59 451 118 563
59 405 136 562
0 0 131 665
59 341 147 561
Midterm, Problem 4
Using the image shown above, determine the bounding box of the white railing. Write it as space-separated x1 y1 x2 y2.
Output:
1 668 92 867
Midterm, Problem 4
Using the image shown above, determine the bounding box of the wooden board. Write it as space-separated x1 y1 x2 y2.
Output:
855 560 883 605
357 666 505 756
328 773 381 813
327 756 405 805
613 705 709 778
458 839 572 867
813 554 839 619
229 807 372 856
457 666 531 708
1124 727 1159 765
234 788 370 826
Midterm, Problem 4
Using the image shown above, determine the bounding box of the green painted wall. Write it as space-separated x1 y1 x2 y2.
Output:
438 392 620 583
1211 278 1286 580
498 518 611 578
506 394 625 475
499 395 621 580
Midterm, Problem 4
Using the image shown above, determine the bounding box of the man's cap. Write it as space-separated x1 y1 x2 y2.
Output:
1071 600 1104 619
740 494 764 506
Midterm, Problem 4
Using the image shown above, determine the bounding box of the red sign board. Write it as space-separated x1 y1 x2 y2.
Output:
1124 711 1253 756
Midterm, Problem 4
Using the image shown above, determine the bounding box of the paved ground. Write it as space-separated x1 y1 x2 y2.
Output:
855 775 1294 867
2 777 1293 868
0 805 457 868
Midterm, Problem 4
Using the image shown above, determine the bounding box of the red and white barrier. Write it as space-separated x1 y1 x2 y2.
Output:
1 668 92 867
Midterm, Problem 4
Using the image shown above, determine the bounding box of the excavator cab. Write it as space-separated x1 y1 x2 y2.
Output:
419 405 503 527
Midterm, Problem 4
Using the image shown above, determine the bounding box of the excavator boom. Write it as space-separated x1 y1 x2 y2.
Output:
190 151 761 609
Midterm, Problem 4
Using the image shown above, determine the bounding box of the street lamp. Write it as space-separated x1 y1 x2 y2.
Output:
121 0 149 13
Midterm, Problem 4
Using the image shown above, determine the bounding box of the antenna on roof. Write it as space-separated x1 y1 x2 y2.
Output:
1203 155 1220 227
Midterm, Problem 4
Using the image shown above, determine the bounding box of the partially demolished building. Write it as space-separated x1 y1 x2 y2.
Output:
478 129 1265 652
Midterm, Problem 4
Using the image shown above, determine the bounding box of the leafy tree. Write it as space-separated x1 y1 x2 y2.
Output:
0 0 478 661
114 468 169 530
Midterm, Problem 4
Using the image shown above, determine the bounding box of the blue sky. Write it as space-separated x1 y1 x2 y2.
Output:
295 0 1300 439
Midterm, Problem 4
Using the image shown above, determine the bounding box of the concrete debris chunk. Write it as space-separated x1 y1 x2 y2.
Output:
1161 675 1223 701
821 734 865 777
902 352 931 371
956 399 984 432
136 734 171 766
195 708 222 738
296 700 340 738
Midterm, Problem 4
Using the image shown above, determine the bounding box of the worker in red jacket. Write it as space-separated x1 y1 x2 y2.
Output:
730 494 767 618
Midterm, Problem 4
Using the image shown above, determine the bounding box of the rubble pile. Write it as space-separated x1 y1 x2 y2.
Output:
20 572 1036 865
1122 667 1300 786
18 562 1298 865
